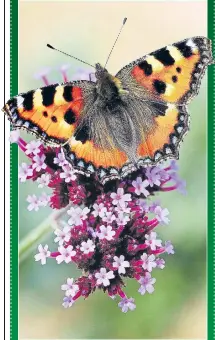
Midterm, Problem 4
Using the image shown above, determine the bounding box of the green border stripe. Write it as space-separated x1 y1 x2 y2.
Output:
10 0 18 339
208 0 214 338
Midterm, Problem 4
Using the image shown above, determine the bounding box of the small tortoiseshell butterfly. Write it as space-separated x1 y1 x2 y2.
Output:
2 20 214 184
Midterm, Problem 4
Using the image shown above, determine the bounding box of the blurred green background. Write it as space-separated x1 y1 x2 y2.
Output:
18 1 207 339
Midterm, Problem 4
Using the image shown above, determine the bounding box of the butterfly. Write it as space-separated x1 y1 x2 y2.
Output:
3 35 214 184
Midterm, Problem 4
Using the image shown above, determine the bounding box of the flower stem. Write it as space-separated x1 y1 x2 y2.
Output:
19 206 70 264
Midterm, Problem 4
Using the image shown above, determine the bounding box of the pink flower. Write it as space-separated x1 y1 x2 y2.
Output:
102 211 116 224
54 225 71 246
67 207 90 226
92 203 107 218
61 278 79 297
80 239 95 254
113 255 130 274
56 245 76 264
32 154 47 172
141 253 157 272
145 232 162 251
54 150 68 167
95 268 115 287
25 140 42 155
111 188 131 207
97 225 116 241
60 164 77 183
19 163 33 182
27 194 41 211
34 244 50 265
37 174 50 188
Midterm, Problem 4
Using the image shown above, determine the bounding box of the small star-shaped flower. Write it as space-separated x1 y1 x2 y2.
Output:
141 253 157 272
25 140 42 155
56 245 76 264
34 244 50 265
32 154 47 172
138 272 156 295
118 297 136 313
37 174 50 188
111 188 131 207
113 255 130 274
19 163 33 182
132 177 150 196
95 268 115 287
60 164 77 183
61 278 79 297
145 232 162 251
80 239 95 254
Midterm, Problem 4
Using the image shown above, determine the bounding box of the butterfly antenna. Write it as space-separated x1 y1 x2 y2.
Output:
47 44 95 68
104 18 127 68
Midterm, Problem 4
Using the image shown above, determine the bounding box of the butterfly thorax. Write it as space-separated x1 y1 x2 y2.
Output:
95 63 126 108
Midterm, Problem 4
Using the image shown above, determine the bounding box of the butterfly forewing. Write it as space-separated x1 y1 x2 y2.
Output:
3 80 96 146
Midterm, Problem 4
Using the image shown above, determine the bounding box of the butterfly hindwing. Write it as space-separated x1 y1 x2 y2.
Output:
116 37 213 104
137 103 189 165
3 80 96 145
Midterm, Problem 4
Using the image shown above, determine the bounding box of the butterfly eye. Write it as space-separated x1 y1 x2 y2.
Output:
43 111 48 117
176 67 182 73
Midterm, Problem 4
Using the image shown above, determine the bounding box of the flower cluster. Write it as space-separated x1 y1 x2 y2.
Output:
14 66 186 312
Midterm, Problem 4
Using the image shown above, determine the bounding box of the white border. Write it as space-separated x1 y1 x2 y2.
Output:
1 0 11 339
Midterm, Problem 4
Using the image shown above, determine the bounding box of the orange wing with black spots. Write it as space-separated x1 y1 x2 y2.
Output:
115 37 213 168
3 80 96 145
116 37 213 104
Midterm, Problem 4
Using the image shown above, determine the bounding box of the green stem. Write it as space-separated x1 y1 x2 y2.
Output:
19 206 69 264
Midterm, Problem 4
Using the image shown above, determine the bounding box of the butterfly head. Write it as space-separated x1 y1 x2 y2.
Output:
95 63 108 80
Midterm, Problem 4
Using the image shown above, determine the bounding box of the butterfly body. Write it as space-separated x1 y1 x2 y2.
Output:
3 37 214 184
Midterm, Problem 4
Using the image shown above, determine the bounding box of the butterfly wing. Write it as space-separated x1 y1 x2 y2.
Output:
116 36 213 165
116 37 213 103
3 80 96 146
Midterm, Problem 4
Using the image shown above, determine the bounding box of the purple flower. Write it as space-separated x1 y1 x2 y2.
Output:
154 206 170 225
118 297 136 313
165 241 175 254
62 295 75 308
132 177 150 196
138 273 156 295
